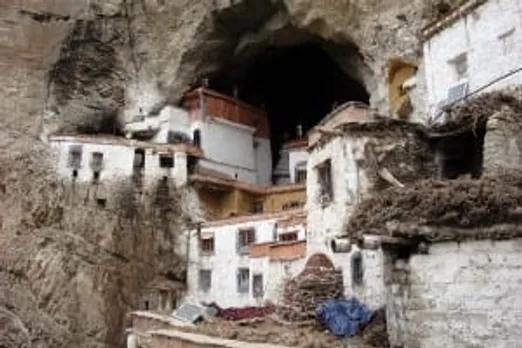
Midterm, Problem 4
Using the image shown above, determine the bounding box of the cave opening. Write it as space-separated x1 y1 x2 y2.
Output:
208 42 370 166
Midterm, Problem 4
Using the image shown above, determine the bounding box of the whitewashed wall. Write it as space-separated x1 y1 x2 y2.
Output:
186 219 306 308
386 239 522 348
49 139 188 186
288 149 308 184
50 140 135 182
423 0 522 114
305 136 385 308
254 137 272 184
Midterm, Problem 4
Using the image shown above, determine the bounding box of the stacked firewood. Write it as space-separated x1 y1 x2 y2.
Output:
278 269 344 323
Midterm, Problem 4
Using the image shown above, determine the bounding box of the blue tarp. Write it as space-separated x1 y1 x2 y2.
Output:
316 298 373 337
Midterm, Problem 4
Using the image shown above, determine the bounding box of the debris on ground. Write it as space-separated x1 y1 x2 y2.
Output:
204 303 275 321
315 298 372 337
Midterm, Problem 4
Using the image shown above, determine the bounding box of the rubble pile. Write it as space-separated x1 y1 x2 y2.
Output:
279 269 344 322
347 171 522 239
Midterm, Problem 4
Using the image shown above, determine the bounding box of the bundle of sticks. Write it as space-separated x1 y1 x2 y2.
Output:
278 269 344 323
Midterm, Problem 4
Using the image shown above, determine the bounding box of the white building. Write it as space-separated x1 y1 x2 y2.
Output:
186 210 307 308
48 134 203 187
273 139 308 185
181 88 273 184
423 0 522 122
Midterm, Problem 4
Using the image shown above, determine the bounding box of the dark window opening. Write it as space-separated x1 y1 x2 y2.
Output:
134 148 145 169
68 145 82 169
351 252 364 286
295 167 307 184
193 129 201 148
96 198 107 208
159 154 174 168
316 159 333 204
252 201 264 214
90 152 104 172
279 231 298 242
237 228 255 254
283 201 302 211
72 169 78 178
144 301 149 310
93 171 100 183
199 269 212 292
253 274 264 298
206 42 369 168
435 126 485 179
237 268 250 294
200 237 215 254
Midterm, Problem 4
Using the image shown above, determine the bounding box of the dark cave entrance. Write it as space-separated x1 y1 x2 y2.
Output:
208 42 370 166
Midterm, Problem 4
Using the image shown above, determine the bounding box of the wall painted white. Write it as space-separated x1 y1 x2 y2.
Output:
423 0 522 117
49 139 188 186
288 149 308 184
194 117 272 183
186 218 306 308
386 239 522 348
254 137 273 185
305 135 385 309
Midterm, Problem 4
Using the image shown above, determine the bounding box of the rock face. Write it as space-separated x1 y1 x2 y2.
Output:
0 1 446 348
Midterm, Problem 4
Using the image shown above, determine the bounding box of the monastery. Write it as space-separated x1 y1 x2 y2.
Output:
42 0 522 347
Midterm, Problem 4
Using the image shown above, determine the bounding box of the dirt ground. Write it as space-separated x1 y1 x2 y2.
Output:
179 317 375 348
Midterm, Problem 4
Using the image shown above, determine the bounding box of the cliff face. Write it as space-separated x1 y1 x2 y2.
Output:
0 1 445 347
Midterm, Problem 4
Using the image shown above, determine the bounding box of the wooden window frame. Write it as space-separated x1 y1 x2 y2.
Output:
237 268 250 294
198 269 212 292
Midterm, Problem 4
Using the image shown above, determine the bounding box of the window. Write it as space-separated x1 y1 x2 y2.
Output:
253 274 264 298
199 269 212 292
237 268 250 293
200 234 215 254
499 28 515 55
294 161 307 184
67 145 82 169
92 171 100 183
90 152 104 172
316 159 333 204
237 228 255 254
252 201 264 214
96 198 107 208
159 153 174 168
451 54 468 81
283 201 302 211
133 148 145 169
193 129 201 148
295 168 307 184
279 231 298 242
351 252 364 286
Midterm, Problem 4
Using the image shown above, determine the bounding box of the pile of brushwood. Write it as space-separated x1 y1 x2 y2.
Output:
347 171 522 237
431 88 522 134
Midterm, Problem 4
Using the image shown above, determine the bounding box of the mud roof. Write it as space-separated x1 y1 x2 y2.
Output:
346 171 522 243
309 115 429 151
428 88 522 137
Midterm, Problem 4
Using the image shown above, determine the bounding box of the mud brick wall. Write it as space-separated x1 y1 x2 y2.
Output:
483 108 522 173
385 238 522 348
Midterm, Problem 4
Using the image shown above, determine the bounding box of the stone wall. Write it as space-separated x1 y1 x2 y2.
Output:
483 107 522 173
385 239 522 348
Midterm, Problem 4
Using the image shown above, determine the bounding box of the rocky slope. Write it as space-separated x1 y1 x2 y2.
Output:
0 1 457 347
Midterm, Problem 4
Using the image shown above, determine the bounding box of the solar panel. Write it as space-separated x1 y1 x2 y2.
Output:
171 302 206 323
447 81 469 104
